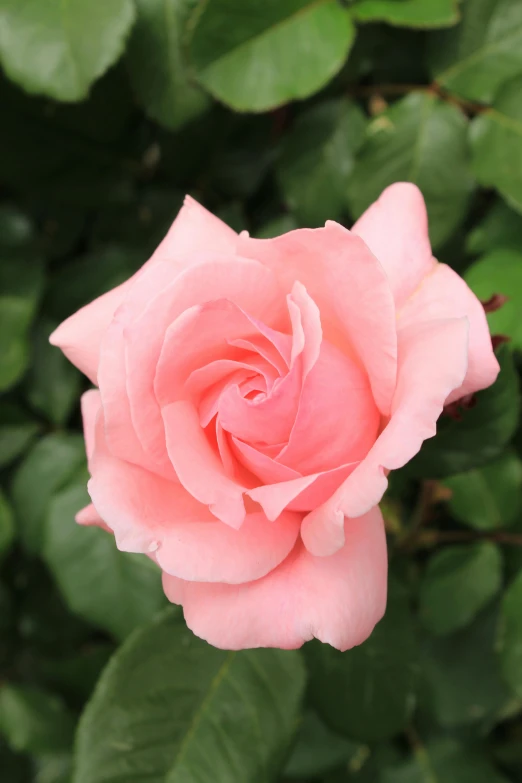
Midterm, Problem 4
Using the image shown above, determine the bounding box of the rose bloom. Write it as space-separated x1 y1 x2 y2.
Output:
51 183 498 651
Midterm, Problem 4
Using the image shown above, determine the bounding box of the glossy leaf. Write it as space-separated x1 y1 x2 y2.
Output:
0 0 136 102
419 543 503 636
11 433 87 554
430 0 522 103
284 711 359 779
407 345 520 478
352 0 459 29
188 0 356 112
346 92 474 248
73 608 306 783
126 0 210 130
498 570 522 698
470 76 522 214
466 201 522 255
0 402 41 469
307 584 418 741
43 483 166 641
444 451 522 530
277 98 366 226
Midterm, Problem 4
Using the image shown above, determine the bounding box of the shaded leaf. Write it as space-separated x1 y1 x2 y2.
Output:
352 0 459 29
73 608 306 783
346 92 474 248
466 201 522 256
0 685 74 755
498 569 522 698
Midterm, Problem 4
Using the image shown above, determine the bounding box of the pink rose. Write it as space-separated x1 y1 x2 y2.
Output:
51 184 499 651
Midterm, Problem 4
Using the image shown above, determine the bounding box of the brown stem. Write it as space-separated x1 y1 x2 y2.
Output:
347 82 487 116
410 528 522 550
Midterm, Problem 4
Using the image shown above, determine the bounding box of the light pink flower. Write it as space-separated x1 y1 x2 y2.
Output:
51 184 499 650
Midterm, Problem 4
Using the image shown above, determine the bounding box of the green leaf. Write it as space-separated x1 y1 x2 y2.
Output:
0 255 44 392
382 738 509 783
0 0 136 102
346 92 474 248
34 753 73 783
127 0 210 130
0 685 74 755
0 204 34 248
43 483 166 640
429 0 522 104
277 99 366 226
188 0 356 112
498 569 522 698
73 608 306 783
0 402 41 469
465 249 522 349
466 201 522 256
443 451 522 530
421 604 512 729
470 76 522 214
407 345 520 478
352 0 459 29
419 543 503 636
25 318 81 426
0 489 15 562
284 711 360 779
11 433 87 554
255 214 298 239
307 584 418 741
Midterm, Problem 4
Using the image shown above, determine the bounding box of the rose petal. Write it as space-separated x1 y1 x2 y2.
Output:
301 317 470 556
163 506 387 651
238 222 397 415
352 183 435 308
398 262 500 401
76 503 112 533
80 389 102 466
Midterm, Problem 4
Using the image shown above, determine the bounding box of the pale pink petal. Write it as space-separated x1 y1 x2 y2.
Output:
352 183 435 308
302 317 470 557
123 258 286 474
277 340 380 474
75 503 112 533
232 437 301 484
399 263 499 401
162 400 246 529
80 389 102 466
163 507 387 651
238 223 397 414
49 284 128 384
50 196 236 384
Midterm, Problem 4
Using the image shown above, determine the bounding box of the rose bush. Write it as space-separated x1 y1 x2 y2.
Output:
50 182 499 651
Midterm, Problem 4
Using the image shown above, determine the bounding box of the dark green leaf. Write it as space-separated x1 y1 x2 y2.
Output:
0 0 136 101
0 489 15 562
470 76 522 214
466 201 522 256
73 608 306 783
352 0 459 29
443 451 522 530
346 92 474 248
419 543 503 636
0 204 34 249
430 0 522 103
26 318 81 426
11 433 86 554
284 711 359 779
255 214 298 239
277 98 366 226
188 0 356 112
127 0 210 130
307 584 418 741
34 753 72 783
382 738 509 783
407 345 520 478
420 604 513 729
0 685 74 755
0 255 44 392
0 402 41 469
498 569 522 698
43 483 166 640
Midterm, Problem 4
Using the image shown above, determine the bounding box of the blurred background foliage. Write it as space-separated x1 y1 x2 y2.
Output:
1 0 522 781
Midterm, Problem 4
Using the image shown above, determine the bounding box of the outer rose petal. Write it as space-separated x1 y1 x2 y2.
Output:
398 263 500 401
163 507 387 651
302 317 470 556
49 196 237 384
352 182 435 308
80 389 102 467
238 222 397 415
76 503 112 533
88 408 300 583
